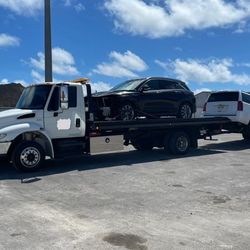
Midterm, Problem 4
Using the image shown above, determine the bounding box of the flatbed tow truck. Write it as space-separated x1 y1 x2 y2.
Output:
0 79 247 172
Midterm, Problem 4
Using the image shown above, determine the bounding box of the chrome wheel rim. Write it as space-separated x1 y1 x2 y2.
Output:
20 147 41 168
180 104 192 119
121 105 135 120
176 136 189 152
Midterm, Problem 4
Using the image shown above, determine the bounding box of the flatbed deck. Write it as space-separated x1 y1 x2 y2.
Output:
92 117 231 133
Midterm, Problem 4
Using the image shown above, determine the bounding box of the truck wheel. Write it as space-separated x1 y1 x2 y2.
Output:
168 131 190 155
242 131 250 141
11 141 45 172
242 125 250 141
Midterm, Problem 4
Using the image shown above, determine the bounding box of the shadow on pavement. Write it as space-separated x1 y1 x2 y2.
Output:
200 139 250 151
1 138 248 181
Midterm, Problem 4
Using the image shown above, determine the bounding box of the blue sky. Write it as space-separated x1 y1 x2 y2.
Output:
1 0 250 93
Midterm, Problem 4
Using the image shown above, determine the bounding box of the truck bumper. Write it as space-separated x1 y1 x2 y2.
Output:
0 142 11 155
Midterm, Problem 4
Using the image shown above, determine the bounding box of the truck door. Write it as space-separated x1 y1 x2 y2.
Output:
44 85 86 139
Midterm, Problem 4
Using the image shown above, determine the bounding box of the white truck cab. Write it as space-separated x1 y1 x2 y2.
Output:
0 81 89 171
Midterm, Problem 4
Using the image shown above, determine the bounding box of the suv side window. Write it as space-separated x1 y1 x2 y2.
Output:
242 93 250 104
159 80 184 90
143 80 160 90
68 86 77 108
48 87 59 111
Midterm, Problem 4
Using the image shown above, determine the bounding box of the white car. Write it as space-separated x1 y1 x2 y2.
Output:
203 91 250 125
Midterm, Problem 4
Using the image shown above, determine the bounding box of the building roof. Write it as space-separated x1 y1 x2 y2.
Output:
0 83 24 107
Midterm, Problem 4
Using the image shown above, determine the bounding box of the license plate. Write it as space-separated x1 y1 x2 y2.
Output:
216 104 228 113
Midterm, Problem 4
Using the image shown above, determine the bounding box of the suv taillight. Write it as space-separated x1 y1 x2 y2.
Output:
203 103 207 112
238 101 243 111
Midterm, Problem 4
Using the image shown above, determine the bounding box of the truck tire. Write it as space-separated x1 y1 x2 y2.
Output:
242 131 250 141
11 141 45 172
242 125 250 141
168 131 190 155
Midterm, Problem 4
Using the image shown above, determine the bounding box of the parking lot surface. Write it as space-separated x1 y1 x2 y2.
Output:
0 134 250 250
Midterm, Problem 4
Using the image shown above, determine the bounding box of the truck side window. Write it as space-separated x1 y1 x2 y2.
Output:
48 87 59 111
69 86 77 108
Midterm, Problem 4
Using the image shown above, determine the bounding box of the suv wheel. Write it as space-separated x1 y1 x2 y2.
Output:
120 103 136 121
178 103 192 119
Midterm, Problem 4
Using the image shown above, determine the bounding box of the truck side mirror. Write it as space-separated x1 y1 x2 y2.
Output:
60 86 69 110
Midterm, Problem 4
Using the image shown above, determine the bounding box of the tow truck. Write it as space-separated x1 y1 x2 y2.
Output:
0 79 248 172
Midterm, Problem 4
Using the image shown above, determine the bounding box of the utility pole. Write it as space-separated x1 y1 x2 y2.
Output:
44 0 53 82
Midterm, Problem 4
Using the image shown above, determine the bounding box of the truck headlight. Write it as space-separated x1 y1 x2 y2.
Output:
0 134 7 140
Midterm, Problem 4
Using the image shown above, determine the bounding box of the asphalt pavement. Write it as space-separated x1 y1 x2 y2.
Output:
0 134 250 250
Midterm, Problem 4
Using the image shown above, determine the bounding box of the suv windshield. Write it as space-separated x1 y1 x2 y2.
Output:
16 85 52 110
110 79 145 91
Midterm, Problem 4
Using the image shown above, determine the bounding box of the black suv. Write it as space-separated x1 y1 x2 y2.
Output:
92 77 196 120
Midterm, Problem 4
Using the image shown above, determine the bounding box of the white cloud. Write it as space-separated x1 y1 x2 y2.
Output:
15 79 28 86
104 0 250 38
74 3 85 12
0 0 43 16
0 33 20 47
30 47 80 76
164 58 250 85
238 62 250 67
0 78 27 86
94 64 138 78
64 0 85 12
0 78 9 84
194 88 212 95
31 70 44 83
0 0 84 16
93 50 148 78
155 59 168 70
64 0 72 6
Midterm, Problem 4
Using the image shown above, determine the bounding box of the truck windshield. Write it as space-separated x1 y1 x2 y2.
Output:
110 79 145 91
16 85 52 110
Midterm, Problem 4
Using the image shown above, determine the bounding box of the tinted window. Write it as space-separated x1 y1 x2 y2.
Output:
159 80 184 90
48 87 59 111
242 93 250 104
69 86 77 108
144 80 160 90
179 82 190 91
208 92 239 102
